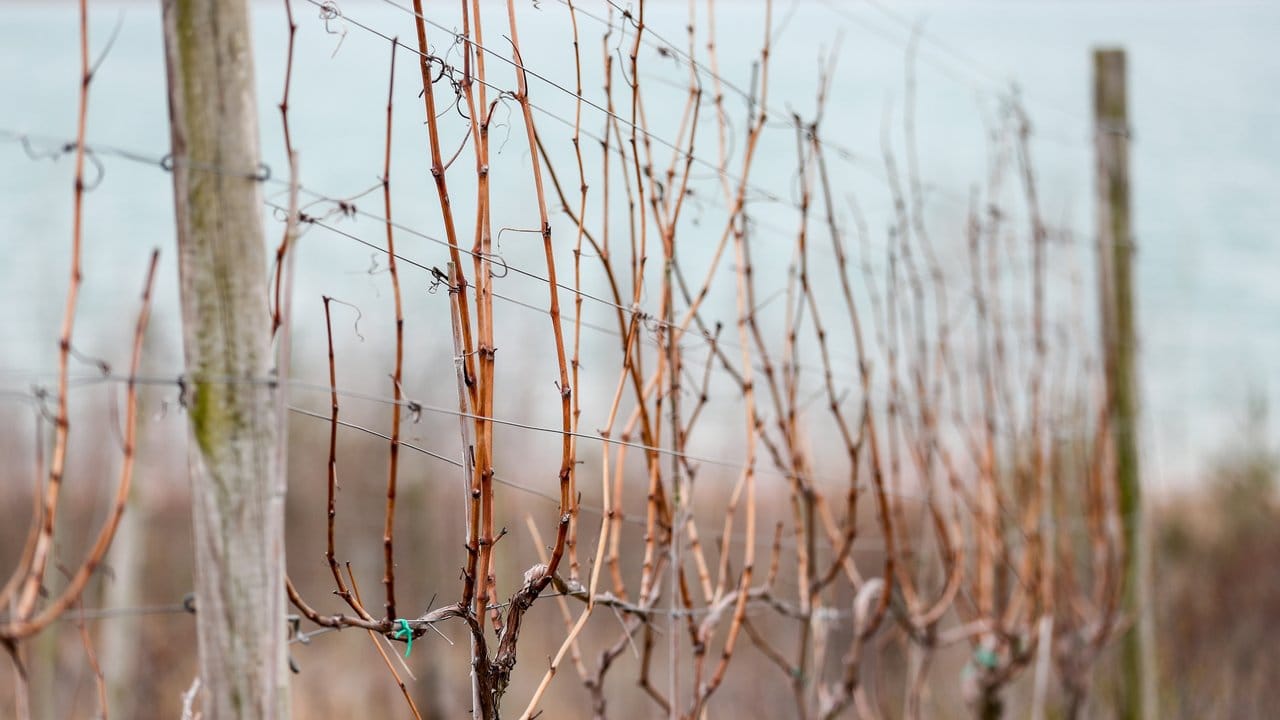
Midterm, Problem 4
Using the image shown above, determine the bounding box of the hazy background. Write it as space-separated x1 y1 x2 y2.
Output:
3 0 1276 488
1 1 1277 717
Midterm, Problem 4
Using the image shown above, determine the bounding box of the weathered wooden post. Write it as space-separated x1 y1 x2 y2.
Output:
1094 47 1153 720
161 1 290 716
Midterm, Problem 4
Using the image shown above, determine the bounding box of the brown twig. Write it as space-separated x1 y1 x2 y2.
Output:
270 0 299 336
3 251 160 641
16 0 93 623
73 595 107 720
320 297 372 621
380 34 404 624
504 0 575 586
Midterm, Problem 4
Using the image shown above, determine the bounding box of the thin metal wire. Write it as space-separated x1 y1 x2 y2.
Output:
0 131 806 370
283 194 1090 396
42 592 859 626
292 0 1086 284
1 123 1087 300
277 197 855 379
0 368 1111 505
58 603 191 621
286 403 586 513
357 0 795 199
1 130 1093 436
322 0 1094 243
285 402 896 560
1 128 273 183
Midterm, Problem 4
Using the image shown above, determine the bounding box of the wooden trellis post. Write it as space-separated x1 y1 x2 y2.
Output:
1094 47 1154 720
161 0 290 716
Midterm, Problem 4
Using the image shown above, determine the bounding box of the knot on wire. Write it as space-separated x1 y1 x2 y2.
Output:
318 0 341 21
637 311 662 335
428 266 459 294
17 135 105 190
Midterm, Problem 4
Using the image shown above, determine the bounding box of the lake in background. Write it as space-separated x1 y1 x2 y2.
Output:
1 0 1277 491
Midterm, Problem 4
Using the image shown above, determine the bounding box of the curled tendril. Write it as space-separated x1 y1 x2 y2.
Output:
81 149 105 190
18 136 105 190
477 252 510 280
318 1 347 57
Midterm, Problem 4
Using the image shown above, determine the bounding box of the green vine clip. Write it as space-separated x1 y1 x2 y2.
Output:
393 618 413 658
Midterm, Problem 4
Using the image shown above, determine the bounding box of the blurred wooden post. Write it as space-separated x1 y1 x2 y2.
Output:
161 0 290 717
1094 47 1153 720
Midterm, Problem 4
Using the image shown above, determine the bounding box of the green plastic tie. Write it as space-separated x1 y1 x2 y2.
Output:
394 618 413 658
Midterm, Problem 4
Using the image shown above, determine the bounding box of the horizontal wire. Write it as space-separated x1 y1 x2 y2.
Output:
0 131 787 369
286 197 1095 446
0 368 920 499
277 196 857 380
3 366 1121 578
284 188 1083 379
2 121 1086 315
288 3 1093 304
3 119 1088 325
286 403 597 517
280 192 909 384
287 403 896 560
1 130 1087 441
1 371 889 557
291 377 911 498
1 366 1111 444
1 369 1109 504
0 370 907 543
58 603 191 622
47 519 1121 628
3 3 1092 243
38 590 859 625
